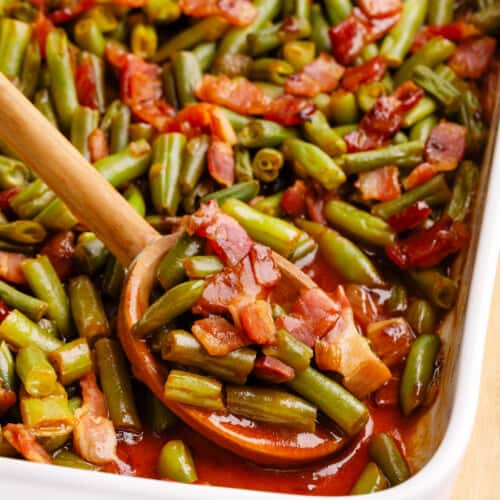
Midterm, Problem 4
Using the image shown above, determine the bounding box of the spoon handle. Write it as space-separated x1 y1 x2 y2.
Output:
0 72 158 266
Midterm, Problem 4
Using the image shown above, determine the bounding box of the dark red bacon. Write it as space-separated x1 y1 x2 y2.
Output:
192 316 248 356
253 356 295 383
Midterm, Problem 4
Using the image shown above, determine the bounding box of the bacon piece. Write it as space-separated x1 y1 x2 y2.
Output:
239 300 276 345
356 166 400 202
411 22 481 53
0 385 16 414
482 63 499 125
373 371 400 408
386 215 469 269
195 74 271 115
388 201 431 232
366 317 415 367
0 252 27 285
3 424 52 464
187 200 252 265
88 129 109 163
344 284 380 330
74 372 117 465
192 316 248 356
0 299 10 323
285 53 345 97
49 0 96 24
392 80 424 112
449 37 497 80
40 231 76 281
344 129 385 153
425 121 467 169
275 314 315 348
207 140 234 187
342 55 387 92
306 195 327 225
403 162 438 190
280 180 307 217
329 15 368 65
315 286 391 398
0 187 21 210
249 244 280 287
253 356 295 383
32 12 55 57
358 0 402 18
179 0 257 26
75 58 99 110
263 94 316 126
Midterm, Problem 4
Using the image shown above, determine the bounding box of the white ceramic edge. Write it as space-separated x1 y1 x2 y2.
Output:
2 136 500 500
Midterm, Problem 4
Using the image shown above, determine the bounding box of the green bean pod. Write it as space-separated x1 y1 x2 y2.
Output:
238 120 298 148
180 135 210 195
183 256 224 279
409 269 458 309
157 440 198 482
48 338 92 386
262 329 313 373
16 345 57 397
0 280 48 321
368 433 411 485
405 299 437 336
446 161 479 222
350 462 389 495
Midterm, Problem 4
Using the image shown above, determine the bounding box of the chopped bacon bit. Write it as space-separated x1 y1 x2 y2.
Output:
411 22 481 53
355 166 401 202
249 244 281 288
40 231 76 281
3 424 52 464
392 80 425 113
425 121 467 169
207 140 234 187
344 284 380 330
366 317 415 367
275 314 315 348
80 372 108 418
482 63 499 125
373 371 400 408
32 12 55 57
0 187 21 210
75 59 99 110
345 128 385 153
342 55 387 92
306 195 327 225
358 0 402 18
88 129 109 162
187 200 252 265
49 0 96 24
0 385 16 414
179 0 257 26
285 53 345 97
192 316 248 356
280 180 308 217
263 94 316 126
239 300 276 345
449 36 497 80
0 252 27 285
314 286 391 399
195 75 271 115
388 201 431 232
386 215 469 269
253 356 295 383
0 299 10 323
403 162 438 190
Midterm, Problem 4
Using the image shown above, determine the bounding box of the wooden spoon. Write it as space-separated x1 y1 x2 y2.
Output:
0 73 348 466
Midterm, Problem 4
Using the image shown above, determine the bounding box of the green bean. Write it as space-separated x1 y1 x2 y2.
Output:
95 338 142 432
70 106 99 160
69 275 110 343
145 391 178 435
21 255 72 339
373 174 451 219
248 58 295 85
409 114 438 142
324 0 352 25
16 345 57 397
154 16 230 62
385 284 408 315
247 23 285 57
324 200 396 247
95 140 152 188
164 369 224 411
133 280 206 338
252 148 284 182
74 232 108 275
289 233 318 262
400 335 440 416
470 3 500 34
130 123 154 143
45 29 79 130
19 38 41 99
394 37 456 86
183 255 224 279
74 18 106 56
330 91 360 125
227 385 317 432
0 221 45 244
110 104 131 154
38 318 58 338
217 0 281 56
238 120 298 148
80 52 106 113
282 138 346 190
200 180 260 205
0 341 15 391
131 23 157 59
428 0 453 25
144 0 181 23
11 179 55 219
350 462 389 495
234 145 253 182
219 107 252 131
157 440 198 483
53 449 100 471
34 198 77 231
262 329 313 373
221 199 302 257
458 87 487 155
405 299 437 336
402 97 437 128
102 254 125 299
161 330 256 384
288 367 368 436
409 269 458 309
123 183 146 217
180 135 210 195
254 81 285 99
84 5 119 32
150 133 186 215
303 110 347 157
156 231 203 290
0 280 47 321
368 433 411 485
48 338 92 386
380 0 428 67
446 161 479 222
173 51 202 107
297 219 383 287
0 18 31 79
34 89 58 128
357 82 387 113
253 192 283 217
283 41 315 70
0 156 30 190
0 310 63 352
192 42 217 72
310 4 332 53
393 131 408 145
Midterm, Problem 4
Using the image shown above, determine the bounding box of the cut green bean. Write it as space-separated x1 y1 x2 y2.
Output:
409 269 458 309
405 299 437 336
200 180 260 205
20 38 41 99
368 433 411 485
70 106 99 160
446 161 479 222
350 462 389 495
48 338 92 386
303 110 347 157
0 280 47 321
0 18 32 79
157 440 198 483
183 256 224 279
238 120 298 148
0 341 15 391
145 391 178 435
262 329 313 373
173 51 202 107
180 135 210 195
16 345 57 397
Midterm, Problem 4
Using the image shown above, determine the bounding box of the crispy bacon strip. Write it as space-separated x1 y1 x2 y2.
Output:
249 244 281 287
49 0 96 24
179 0 257 26
253 356 295 383
207 140 234 187
239 300 276 345
88 129 109 163
0 385 16 414
449 36 497 80
358 0 402 18
355 166 401 202
40 231 76 281
3 424 52 464
388 201 432 232
192 316 248 356
32 12 54 57
411 21 481 53
344 284 381 330
75 58 99 110
0 252 27 285
342 55 387 92
262 94 316 126
275 314 315 348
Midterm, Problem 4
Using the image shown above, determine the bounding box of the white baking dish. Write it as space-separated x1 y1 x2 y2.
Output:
1 94 500 500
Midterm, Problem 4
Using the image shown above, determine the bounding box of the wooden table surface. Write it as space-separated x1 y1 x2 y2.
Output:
452 258 500 499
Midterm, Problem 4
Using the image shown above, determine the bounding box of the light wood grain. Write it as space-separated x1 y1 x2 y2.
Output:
453 258 500 500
